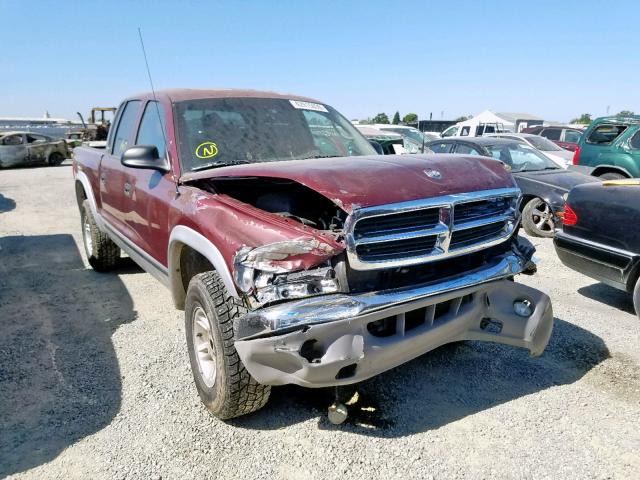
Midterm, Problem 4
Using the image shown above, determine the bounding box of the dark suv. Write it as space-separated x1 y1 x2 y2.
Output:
522 126 583 151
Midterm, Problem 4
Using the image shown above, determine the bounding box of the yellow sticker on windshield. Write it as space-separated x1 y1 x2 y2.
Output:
195 141 218 159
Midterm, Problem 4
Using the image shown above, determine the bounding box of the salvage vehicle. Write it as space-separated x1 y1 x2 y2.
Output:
522 125 583 152
554 180 640 318
0 131 68 168
485 133 574 168
354 125 407 154
373 124 439 152
571 115 640 179
73 89 554 421
426 137 596 237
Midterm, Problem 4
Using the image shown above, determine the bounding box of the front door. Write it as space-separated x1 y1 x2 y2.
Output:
0 133 28 167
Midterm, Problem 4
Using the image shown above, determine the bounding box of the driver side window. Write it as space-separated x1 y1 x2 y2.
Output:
2 134 24 146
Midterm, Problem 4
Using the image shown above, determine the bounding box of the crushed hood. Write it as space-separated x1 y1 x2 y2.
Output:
181 154 516 213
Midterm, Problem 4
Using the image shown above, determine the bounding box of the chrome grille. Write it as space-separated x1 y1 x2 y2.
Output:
345 188 520 270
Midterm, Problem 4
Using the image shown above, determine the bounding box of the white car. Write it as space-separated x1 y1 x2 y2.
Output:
485 133 574 168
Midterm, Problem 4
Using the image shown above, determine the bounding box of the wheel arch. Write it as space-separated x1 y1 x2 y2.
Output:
168 225 239 310
592 165 632 178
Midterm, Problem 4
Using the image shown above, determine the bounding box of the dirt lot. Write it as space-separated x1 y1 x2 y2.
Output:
1 163 639 479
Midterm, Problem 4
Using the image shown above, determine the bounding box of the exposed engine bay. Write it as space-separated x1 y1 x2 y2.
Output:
200 176 347 236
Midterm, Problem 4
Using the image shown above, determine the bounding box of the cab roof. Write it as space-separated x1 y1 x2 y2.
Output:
124 88 323 104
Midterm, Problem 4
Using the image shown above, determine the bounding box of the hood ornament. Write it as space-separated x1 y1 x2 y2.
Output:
424 169 442 180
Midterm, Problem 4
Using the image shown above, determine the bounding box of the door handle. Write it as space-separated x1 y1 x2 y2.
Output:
124 182 132 197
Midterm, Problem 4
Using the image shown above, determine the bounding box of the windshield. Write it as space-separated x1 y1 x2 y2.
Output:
485 143 560 172
175 98 376 172
525 135 563 151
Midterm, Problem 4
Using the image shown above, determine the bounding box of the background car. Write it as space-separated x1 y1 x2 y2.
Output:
374 124 439 152
0 131 68 168
554 180 640 318
425 137 597 237
522 125 583 151
485 132 574 168
354 125 405 154
571 115 640 179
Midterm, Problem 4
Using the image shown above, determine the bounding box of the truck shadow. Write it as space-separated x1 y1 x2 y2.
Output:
0 234 136 477
0 192 16 213
578 283 636 315
232 318 609 437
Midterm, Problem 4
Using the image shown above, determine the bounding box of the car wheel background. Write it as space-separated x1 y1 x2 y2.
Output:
522 198 555 238
633 276 640 320
48 152 65 166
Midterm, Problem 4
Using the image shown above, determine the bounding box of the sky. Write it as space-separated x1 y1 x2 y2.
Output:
1 0 639 123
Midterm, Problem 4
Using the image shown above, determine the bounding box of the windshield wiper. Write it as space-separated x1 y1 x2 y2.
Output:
191 159 250 171
301 154 341 159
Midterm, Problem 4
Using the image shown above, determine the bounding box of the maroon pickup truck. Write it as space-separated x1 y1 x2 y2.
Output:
73 89 554 420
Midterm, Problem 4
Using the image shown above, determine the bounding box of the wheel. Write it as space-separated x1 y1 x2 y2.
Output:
633 276 640 320
522 198 555 237
48 152 65 166
185 271 270 419
81 200 120 271
598 172 626 180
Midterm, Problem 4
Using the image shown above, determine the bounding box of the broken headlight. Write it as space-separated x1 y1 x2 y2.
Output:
233 241 342 306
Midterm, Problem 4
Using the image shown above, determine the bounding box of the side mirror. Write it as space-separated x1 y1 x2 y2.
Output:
369 140 384 155
121 145 169 172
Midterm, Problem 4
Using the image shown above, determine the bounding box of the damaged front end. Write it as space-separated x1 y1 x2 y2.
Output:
233 239 344 308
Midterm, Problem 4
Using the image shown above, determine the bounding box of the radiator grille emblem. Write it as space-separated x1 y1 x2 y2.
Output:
424 169 442 179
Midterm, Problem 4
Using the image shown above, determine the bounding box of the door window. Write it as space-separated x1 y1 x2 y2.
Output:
1 134 23 145
586 124 627 145
540 128 561 141
26 134 48 144
460 126 470 136
136 101 167 158
454 144 481 155
429 142 452 153
629 130 640 149
563 130 581 143
112 100 141 157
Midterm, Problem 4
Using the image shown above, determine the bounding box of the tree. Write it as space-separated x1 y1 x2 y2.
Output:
570 113 592 125
454 115 470 122
616 110 635 117
392 111 400 124
373 112 390 124
402 113 418 123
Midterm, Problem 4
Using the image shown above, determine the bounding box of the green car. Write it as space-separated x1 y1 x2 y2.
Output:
573 115 640 179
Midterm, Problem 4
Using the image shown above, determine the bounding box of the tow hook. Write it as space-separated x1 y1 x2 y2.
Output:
328 387 349 425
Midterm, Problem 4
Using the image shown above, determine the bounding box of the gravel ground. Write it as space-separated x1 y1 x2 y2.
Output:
1 163 639 480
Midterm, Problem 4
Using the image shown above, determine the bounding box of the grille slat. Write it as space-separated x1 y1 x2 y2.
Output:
347 189 520 270
354 208 440 238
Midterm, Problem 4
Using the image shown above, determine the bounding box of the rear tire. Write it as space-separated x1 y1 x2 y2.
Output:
522 198 555 238
185 271 270 419
598 172 626 180
81 200 120 271
48 152 65 166
633 277 640 320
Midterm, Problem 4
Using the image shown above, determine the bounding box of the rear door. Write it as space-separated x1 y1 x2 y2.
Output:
99 100 141 237
429 141 454 153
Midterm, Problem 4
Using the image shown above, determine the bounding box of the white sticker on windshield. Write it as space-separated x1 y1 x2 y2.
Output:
289 100 328 113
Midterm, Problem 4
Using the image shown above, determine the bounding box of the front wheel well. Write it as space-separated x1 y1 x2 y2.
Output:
171 243 215 310
592 166 631 178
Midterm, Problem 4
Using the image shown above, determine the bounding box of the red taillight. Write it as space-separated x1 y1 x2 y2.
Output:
572 146 581 165
563 204 578 226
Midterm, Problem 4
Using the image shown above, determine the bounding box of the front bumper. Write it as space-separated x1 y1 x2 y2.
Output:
234 252 553 387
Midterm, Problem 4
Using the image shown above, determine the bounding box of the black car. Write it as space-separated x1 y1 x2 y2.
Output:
554 181 640 318
426 137 597 237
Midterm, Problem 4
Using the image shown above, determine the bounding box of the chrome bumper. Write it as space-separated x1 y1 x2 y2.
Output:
234 252 553 387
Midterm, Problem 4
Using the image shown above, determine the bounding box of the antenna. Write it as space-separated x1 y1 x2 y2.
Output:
137 28 179 193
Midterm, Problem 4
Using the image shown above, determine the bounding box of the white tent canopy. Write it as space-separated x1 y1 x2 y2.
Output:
456 110 515 130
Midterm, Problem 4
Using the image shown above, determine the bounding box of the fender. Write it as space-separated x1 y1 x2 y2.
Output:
74 170 104 230
168 225 239 309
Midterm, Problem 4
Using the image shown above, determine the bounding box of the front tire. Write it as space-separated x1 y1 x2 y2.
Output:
81 200 120 271
48 152 65 166
522 198 555 238
185 271 270 419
